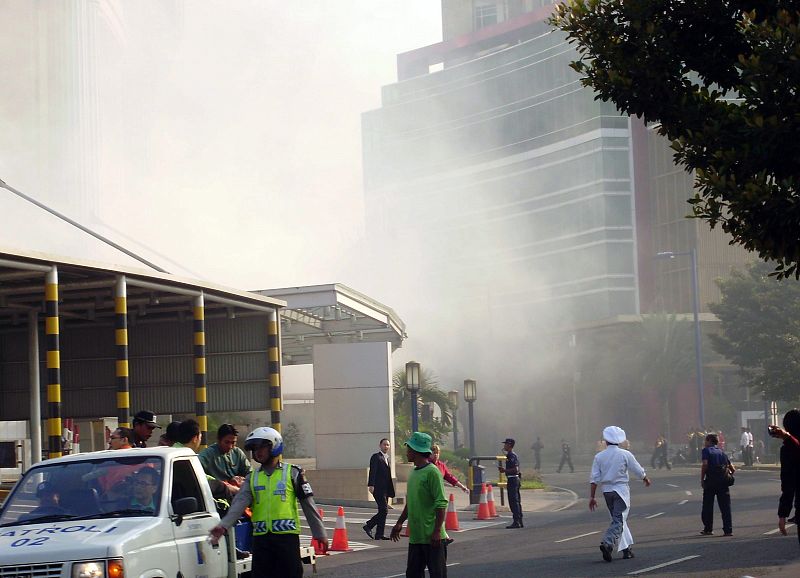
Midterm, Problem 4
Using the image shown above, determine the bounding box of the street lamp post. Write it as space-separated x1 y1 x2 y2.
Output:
464 379 477 455
406 361 421 433
656 248 705 429
448 390 460 451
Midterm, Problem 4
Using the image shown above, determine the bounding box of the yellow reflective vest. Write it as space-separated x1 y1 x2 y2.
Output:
250 463 301 535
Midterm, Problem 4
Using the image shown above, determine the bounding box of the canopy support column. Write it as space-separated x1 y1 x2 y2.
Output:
115 275 130 427
45 266 62 459
194 293 208 448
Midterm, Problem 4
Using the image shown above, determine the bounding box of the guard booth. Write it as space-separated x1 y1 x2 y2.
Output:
467 455 507 505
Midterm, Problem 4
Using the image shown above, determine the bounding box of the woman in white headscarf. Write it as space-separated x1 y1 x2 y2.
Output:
589 426 651 562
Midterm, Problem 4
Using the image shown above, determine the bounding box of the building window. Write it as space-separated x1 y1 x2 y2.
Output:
475 3 498 30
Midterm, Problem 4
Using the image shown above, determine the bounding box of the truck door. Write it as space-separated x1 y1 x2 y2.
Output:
170 458 226 578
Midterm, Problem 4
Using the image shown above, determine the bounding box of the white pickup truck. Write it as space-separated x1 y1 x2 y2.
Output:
0 447 316 577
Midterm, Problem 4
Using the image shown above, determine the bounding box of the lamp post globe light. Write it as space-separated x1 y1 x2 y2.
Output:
464 379 477 456
405 361 421 433
656 248 705 429
448 390 460 451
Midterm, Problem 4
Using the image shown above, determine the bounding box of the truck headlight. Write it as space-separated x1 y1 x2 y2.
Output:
72 561 124 578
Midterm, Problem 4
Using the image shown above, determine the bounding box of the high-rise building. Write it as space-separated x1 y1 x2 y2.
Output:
362 0 750 329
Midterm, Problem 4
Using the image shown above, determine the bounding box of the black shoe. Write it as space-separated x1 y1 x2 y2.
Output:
699 530 713 536
362 525 374 540
600 542 613 562
444 538 455 546
519 520 524 528
505 522 522 529
376 536 391 540
622 548 634 559
723 532 733 537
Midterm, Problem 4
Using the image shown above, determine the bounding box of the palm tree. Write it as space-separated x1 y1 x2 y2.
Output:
393 368 455 444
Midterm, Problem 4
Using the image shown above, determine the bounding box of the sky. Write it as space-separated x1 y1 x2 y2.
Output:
0 0 442 294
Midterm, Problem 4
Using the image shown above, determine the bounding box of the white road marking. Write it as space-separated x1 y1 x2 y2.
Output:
627 554 700 575
685 490 693 496
678 499 689 505
554 530 600 543
454 520 507 532
299 536 376 554
764 524 795 535
446 563 460 567
665 483 679 488
645 512 664 519
768 478 781 482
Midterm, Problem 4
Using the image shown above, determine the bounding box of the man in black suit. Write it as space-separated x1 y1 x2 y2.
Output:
364 438 394 540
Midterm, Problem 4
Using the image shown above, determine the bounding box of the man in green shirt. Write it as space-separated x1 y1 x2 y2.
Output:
199 424 252 487
390 432 448 578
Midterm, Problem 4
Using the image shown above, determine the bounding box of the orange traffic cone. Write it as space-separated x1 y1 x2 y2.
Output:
445 493 460 531
317 507 325 521
475 483 491 520
330 506 351 551
487 484 498 518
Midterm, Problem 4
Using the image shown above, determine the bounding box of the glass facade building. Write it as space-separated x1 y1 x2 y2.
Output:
363 15 641 325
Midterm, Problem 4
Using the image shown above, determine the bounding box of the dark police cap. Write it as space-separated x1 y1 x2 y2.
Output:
133 410 161 428
502 438 516 446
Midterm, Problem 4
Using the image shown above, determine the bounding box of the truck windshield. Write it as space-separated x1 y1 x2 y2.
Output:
0 455 164 526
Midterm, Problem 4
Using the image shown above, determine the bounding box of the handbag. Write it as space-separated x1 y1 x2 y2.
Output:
722 462 735 487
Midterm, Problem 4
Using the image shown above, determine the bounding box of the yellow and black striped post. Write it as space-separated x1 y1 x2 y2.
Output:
45 266 62 459
115 276 130 427
194 294 208 449
267 309 282 432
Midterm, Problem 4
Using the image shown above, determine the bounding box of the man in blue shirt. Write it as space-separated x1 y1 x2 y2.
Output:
499 438 523 528
700 432 735 536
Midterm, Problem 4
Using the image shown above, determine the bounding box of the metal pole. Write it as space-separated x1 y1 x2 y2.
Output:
763 393 770 463
28 310 41 465
453 411 459 451
411 391 419 432
690 248 705 429
0 178 168 273
468 401 476 455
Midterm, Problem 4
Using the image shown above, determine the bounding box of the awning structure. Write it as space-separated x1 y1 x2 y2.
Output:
257 284 407 366
0 247 284 326
0 246 287 458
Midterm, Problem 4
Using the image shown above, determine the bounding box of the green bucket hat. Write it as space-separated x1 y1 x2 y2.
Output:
405 431 433 454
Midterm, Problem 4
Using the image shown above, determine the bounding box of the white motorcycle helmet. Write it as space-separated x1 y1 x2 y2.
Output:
244 426 283 457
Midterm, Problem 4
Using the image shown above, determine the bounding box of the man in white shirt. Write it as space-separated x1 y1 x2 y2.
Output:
740 427 752 466
590 426 651 562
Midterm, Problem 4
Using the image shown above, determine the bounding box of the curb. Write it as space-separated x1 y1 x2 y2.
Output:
545 485 581 511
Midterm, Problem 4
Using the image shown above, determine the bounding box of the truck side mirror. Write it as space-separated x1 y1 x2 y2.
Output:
171 497 198 525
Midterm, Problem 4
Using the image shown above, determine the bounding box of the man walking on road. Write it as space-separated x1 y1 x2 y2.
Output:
557 439 574 473
700 432 734 536
531 436 543 471
499 438 523 528
390 432 448 578
590 426 650 562
364 437 395 540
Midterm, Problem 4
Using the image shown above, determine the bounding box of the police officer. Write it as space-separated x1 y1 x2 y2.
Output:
499 437 523 528
209 427 328 577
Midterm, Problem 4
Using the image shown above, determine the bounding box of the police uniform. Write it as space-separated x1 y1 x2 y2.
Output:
505 448 523 527
219 462 326 578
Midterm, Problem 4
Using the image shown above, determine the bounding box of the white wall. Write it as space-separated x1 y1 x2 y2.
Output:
313 342 395 472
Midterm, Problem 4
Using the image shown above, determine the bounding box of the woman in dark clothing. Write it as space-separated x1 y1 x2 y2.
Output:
768 408 800 544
